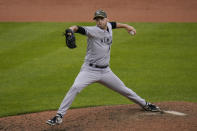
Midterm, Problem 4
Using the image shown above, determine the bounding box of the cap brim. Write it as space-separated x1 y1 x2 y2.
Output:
93 15 105 20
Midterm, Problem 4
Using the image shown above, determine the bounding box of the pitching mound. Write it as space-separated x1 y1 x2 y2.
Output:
0 102 196 131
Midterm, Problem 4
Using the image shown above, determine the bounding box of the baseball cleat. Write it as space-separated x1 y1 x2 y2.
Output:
143 102 161 112
46 114 63 126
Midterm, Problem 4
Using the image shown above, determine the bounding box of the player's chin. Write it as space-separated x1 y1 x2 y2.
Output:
98 25 105 29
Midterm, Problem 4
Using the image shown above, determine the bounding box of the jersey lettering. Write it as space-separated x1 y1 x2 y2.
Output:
100 36 112 45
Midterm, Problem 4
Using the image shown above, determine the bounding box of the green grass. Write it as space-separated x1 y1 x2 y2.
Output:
0 22 197 117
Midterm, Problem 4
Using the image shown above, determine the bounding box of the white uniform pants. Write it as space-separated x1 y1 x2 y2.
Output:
57 64 146 116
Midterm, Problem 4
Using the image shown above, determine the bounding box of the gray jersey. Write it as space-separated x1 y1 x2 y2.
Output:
83 22 113 66
56 22 147 118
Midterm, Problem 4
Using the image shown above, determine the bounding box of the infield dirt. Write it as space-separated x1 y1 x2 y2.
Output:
0 102 197 131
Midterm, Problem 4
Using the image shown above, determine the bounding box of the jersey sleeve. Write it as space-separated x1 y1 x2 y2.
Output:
110 22 117 29
82 26 97 37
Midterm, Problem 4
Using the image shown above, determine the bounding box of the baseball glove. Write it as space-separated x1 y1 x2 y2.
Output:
64 29 76 49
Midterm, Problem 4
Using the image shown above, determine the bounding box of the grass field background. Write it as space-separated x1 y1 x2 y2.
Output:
0 22 197 117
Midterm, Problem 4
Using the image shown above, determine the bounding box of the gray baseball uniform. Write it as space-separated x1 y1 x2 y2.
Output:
57 22 146 116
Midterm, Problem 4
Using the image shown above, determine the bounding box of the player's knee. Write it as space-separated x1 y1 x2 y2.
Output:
71 84 84 93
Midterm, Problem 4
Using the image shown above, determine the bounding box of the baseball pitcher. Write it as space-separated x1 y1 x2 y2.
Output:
46 10 160 126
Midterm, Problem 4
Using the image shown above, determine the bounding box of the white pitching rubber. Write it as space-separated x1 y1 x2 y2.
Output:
163 110 187 116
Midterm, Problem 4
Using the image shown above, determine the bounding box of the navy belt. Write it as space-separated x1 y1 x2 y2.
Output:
89 63 108 69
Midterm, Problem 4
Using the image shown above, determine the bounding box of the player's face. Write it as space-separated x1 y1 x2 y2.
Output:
95 17 108 30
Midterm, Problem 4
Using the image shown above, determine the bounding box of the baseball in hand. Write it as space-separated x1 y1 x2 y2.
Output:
129 30 135 36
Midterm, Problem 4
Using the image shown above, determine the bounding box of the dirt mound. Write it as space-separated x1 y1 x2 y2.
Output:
0 102 196 131
0 0 197 22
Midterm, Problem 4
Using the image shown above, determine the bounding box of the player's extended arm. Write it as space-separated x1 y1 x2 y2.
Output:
69 26 78 32
69 26 86 35
116 23 136 35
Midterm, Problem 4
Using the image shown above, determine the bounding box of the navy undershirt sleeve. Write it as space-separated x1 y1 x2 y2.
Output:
76 26 86 35
110 22 117 29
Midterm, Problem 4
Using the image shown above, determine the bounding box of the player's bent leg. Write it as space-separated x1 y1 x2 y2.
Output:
46 84 84 126
99 70 146 107
57 85 81 116
57 70 99 116
47 70 99 126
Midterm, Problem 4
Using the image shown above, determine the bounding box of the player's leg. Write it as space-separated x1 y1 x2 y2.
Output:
99 70 146 107
46 70 99 125
57 70 99 116
99 70 160 111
